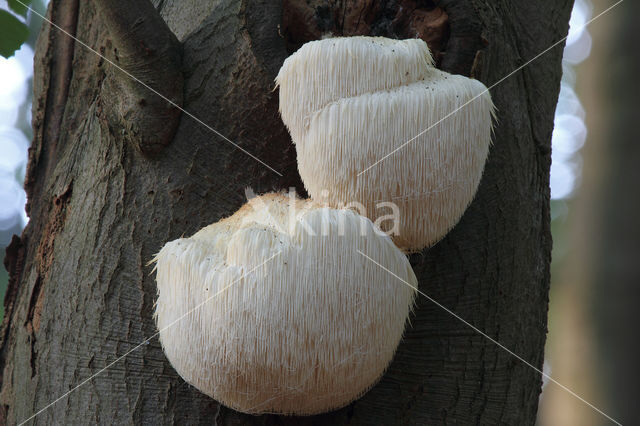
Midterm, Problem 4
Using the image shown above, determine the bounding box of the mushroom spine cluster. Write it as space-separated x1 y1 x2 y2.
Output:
153 36 494 415
276 36 495 251
154 194 416 415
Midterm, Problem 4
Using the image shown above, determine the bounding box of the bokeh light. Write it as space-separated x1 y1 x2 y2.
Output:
551 0 593 200
0 42 32 245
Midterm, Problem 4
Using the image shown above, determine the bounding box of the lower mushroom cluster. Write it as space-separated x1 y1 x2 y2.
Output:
153 194 416 414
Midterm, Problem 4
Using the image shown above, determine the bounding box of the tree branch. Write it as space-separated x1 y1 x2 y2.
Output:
94 0 183 155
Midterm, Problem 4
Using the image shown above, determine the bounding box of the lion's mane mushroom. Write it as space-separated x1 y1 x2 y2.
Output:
276 37 495 251
153 193 416 415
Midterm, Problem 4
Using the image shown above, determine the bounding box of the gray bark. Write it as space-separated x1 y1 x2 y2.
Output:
0 0 572 424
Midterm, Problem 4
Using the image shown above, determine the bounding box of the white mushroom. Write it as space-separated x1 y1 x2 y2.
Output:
153 193 417 415
276 36 495 251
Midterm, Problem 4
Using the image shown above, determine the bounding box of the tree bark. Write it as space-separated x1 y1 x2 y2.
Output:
0 0 572 424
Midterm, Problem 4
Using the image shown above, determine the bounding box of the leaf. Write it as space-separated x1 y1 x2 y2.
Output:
8 0 32 17
0 10 29 58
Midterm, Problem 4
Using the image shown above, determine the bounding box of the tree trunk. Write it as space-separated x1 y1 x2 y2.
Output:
0 0 571 424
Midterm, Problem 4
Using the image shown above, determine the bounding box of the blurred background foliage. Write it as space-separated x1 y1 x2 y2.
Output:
0 0 635 424
0 0 47 319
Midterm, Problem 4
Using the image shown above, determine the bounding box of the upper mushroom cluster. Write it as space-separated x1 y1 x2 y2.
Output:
153 36 494 415
276 36 495 251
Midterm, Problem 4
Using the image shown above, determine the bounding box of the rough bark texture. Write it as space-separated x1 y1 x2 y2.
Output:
93 0 184 155
0 0 572 424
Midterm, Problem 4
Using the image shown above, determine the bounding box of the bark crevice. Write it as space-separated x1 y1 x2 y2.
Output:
94 0 184 155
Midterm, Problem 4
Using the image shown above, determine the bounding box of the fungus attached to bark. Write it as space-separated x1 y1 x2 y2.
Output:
276 37 495 251
153 193 416 415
